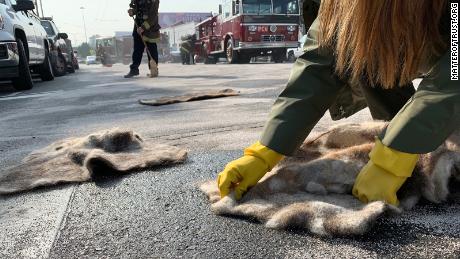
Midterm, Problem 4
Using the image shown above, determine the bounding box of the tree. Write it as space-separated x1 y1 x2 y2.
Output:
77 43 92 58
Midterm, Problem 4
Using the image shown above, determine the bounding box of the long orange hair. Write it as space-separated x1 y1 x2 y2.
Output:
318 0 447 89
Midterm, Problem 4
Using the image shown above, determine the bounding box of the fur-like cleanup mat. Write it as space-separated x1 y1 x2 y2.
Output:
139 89 239 106
0 129 188 194
200 122 460 236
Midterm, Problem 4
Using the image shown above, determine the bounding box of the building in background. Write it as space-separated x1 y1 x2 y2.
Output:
158 13 212 51
114 31 132 38
161 22 197 50
159 13 212 28
88 35 102 49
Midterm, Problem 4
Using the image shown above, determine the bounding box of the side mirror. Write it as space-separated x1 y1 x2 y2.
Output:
13 0 35 12
58 33 68 40
219 4 222 15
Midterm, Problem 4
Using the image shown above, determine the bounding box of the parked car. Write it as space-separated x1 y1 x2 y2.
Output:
287 35 308 62
86 56 97 65
0 0 54 90
40 17 76 75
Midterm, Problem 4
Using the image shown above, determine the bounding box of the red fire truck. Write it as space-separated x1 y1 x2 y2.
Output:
195 0 300 64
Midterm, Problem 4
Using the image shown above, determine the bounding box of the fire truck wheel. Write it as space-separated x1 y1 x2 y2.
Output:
226 40 239 64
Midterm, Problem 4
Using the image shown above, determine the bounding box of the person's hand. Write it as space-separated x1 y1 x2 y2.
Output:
217 142 284 200
128 9 134 17
218 156 268 200
353 161 408 206
352 139 419 206
136 27 144 35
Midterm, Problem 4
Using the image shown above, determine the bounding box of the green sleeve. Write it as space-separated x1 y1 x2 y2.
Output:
260 19 344 155
381 51 460 154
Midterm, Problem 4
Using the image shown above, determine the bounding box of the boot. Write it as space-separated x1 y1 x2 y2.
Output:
147 60 159 78
124 69 139 78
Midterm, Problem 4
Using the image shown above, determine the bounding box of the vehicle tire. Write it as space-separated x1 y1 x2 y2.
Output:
39 48 55 82
226 40 239 64
52 52 67 77
12 39 34 91
287 51 296 62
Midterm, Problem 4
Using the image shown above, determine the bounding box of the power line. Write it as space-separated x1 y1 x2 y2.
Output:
80 7 88 44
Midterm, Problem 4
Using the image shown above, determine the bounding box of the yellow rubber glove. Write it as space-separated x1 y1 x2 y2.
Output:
217 142 284 200
353 138 419 206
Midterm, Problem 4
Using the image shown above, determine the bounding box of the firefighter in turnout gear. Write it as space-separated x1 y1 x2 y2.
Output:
180 35 195 65
124 0 161 78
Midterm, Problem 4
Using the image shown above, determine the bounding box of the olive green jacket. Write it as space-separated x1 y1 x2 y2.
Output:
261 16 459 155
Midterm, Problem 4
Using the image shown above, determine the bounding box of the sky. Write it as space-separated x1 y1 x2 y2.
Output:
40 0 220 46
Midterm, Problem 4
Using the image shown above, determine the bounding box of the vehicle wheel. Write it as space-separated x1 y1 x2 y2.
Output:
52 53 67 77
12 39 34 91
287 51 296 62
39 48 55 81
226 40 239 64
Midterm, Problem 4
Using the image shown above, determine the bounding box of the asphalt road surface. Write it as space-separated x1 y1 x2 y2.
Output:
0 63 459 259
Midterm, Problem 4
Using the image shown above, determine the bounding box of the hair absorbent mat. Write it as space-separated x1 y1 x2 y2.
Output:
0 129 187 194
200 122 460 236
139 89 239 106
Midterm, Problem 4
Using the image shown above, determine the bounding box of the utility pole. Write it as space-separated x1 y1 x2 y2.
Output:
34 0 38 15
39 0 44 17
33 0 44 17
80 7 88 44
